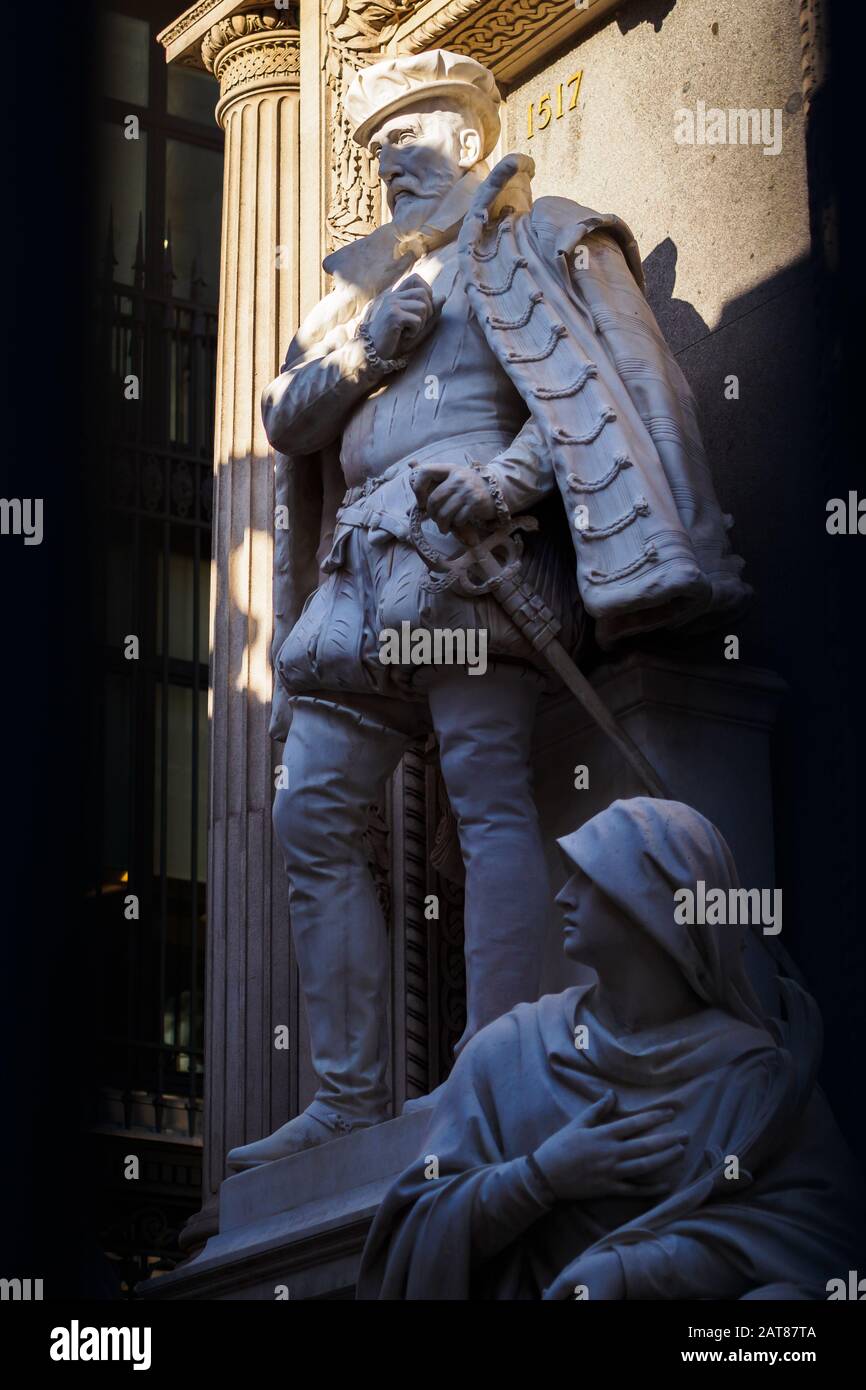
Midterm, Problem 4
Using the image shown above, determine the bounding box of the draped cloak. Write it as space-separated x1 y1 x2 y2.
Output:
268 156 750 740
356 800 863 1301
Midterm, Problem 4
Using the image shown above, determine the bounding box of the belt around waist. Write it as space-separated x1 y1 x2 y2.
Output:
339 428 517 507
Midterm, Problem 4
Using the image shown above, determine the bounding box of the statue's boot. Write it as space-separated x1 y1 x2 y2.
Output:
271 697 409 1128
227 1108 373 1170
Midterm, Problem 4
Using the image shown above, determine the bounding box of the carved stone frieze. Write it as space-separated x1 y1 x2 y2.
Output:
160 2 299 72
161 0 232 54
398 0 610 82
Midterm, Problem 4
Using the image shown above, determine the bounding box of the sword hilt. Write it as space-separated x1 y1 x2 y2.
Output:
406 499 540 599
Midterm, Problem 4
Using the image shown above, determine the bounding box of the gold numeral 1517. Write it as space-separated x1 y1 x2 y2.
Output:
527 70 583 139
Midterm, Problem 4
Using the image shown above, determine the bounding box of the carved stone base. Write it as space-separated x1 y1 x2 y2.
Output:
177 1193 219 1256
137 1112 430 1300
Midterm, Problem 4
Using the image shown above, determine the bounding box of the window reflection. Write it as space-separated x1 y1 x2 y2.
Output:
153 684 209 884
166 139 223 303
168 65 217 127
102 673 131 878
156 550 211 667
96 121 147 284
100 11 149 107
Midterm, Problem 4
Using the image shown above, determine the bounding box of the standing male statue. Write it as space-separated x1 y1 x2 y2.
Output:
227 49 749 1168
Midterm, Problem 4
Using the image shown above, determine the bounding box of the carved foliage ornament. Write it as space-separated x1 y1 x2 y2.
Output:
324 1 412 247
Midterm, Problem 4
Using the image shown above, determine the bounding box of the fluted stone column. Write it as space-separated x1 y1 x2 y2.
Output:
163 5 302 1247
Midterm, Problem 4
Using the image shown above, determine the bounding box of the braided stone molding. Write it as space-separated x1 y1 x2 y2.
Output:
400 0 589 77
797 0 831 264
214 36 300 98
396 746 431 1099
797 0 834 465
432 767 467 1075
798 0 827 115
401 0 489 52
436 0 573 61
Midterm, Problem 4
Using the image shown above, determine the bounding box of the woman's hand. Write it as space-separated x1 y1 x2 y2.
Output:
532 1091 687 1202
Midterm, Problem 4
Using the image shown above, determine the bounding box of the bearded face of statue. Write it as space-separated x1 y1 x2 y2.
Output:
367 98 485 231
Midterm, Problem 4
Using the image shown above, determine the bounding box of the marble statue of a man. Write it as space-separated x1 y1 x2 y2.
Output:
227 49 749 1169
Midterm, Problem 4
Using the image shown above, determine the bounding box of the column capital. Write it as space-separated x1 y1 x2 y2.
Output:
201 11 300 125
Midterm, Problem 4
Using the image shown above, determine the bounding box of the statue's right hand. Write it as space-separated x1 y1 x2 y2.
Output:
532 1093 687 1202
364 274 437 361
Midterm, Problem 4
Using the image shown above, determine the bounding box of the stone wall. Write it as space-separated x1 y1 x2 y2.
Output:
505 2 863 1153
505 0 816 671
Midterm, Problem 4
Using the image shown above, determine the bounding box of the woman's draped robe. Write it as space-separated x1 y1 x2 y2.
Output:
358 987 860 1301
357 799 863 1300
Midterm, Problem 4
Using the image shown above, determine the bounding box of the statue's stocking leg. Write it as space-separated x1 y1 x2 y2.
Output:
277 697 409 1122
429 666 550 1058
228 698 408 1169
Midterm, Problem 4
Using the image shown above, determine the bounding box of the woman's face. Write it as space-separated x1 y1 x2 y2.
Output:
556 867 632 967
556 864 704 1025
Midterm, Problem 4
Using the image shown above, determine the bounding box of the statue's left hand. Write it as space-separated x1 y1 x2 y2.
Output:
412 461 498 537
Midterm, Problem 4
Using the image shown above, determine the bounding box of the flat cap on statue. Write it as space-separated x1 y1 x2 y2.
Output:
345 48 501 157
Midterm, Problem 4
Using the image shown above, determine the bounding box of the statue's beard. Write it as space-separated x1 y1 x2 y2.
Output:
388 168 462 230
388 192 430 229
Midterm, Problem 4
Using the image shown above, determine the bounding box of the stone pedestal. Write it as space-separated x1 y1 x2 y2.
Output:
141 1112 430 1299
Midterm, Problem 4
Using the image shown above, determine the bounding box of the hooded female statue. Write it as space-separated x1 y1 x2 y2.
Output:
357 798 863 1300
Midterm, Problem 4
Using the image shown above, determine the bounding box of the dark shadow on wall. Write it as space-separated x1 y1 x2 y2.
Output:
616 0 678 37
644 235 811 358
642 236 710 350
635 229 863 1165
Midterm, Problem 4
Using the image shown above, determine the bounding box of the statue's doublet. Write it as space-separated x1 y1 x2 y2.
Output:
340 240 527 487
276 218 582 703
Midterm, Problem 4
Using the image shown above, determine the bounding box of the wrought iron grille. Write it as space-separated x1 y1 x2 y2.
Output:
89 234 217 1141
87 3 223 1172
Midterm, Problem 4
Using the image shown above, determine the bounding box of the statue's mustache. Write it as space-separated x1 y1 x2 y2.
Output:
389 179 437 203
386 163 457 204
